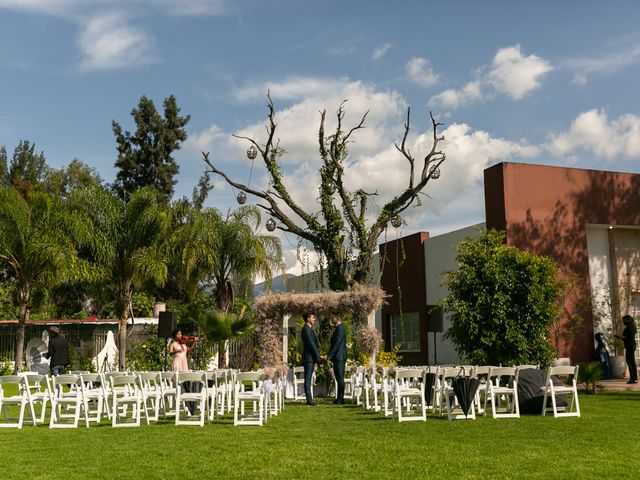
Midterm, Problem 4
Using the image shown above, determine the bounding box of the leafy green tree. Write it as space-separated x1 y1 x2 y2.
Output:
210 206 283 312
68 186 170 370
43 159 103 199
443 229 563 367
0 187 94 372
112 95 190 203
7 140 47 197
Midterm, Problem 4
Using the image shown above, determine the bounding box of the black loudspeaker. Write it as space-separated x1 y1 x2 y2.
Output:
427 306 444 333
158 311 177 338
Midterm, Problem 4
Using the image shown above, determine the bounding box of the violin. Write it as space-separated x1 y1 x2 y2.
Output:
178 335 198 344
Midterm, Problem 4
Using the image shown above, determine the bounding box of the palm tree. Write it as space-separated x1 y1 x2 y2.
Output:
0 187 92 373
211 206 284 312
69 186 169 370
173 205 283 367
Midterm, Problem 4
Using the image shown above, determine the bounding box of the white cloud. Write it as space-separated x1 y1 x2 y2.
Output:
231 76 351 102
429 44 552 110
572 74 587 86
487 44 552 100
213 79 408 165
548 109 640 160
0 0 226 70
328 44 356 55
405 57 440 88
429 81 483 110
564 41 640 74
77 12 155 71
372 43 392 60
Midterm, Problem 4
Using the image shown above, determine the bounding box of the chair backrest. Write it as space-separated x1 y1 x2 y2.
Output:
293 366 305 375
110 375 137 388
488 366 519 386
474 366 491 376
176 371 207 385
80 373 102 384
395 368 424 380
441 367 466 380
0 375 25 387
516 364 539 370
548 365 578 380
235 371 264 383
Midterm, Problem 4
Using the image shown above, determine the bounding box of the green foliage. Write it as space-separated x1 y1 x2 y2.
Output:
578 361 602 394
194 308 255 343
6 140 47 197
377 344 403 367
43 159 103 199
113 95 190 203
0 281 17 320
0 354 12 375
131 291 154 317
443 229 563 367
126 325 168 372
67 186 170 369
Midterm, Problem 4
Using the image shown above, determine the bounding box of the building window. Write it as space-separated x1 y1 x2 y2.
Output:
390 312 421 352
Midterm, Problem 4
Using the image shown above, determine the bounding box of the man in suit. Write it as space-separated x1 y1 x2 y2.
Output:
327 313 347 404
301 312 321 406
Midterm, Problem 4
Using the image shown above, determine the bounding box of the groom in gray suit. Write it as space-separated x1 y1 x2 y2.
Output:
327 313 347 404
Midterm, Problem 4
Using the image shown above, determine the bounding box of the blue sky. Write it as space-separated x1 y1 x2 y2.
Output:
1 0 640 273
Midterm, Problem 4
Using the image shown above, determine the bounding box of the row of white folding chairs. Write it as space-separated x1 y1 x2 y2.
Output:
232 371 286 426
0 369 241 428
341 363 580 422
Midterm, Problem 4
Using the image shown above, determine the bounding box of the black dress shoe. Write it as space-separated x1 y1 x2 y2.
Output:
333 399 344 404
627 380 638 384
307 402 316 406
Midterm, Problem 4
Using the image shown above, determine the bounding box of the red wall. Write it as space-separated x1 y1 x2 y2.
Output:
485 162 640 362
379 232 429 364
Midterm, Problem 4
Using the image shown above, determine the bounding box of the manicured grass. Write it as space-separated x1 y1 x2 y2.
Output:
1 392 639 479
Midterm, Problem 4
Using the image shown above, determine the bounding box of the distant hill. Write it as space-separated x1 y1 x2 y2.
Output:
252 274 291 297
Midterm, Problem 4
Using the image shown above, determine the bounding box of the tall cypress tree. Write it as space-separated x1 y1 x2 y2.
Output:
112 95 190 203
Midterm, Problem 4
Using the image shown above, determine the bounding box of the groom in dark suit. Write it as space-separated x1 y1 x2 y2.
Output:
327 313 347 404
301 312 321 406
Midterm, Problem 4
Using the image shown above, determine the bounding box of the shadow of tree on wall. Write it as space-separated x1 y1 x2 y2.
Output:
507 169 640 362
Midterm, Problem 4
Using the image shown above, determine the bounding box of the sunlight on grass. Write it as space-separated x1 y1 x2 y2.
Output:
1 392 639 479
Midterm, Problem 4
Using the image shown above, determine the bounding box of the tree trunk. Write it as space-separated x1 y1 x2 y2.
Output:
218 341 227 368
13 284 31 375
118 315 128 371
13 302 29 374
117 288 132 371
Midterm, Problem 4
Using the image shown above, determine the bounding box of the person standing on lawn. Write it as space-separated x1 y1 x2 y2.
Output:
619 315 638 384
45 326 69 376
301 312 322 406
327 313 347 404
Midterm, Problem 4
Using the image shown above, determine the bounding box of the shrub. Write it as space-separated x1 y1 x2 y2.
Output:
443 229 563 367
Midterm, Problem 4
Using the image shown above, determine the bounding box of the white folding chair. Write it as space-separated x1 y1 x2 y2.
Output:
395 368 427 422
137 372 163 423
21 374 50 424
159 371 177 417
484 367 520 419
292 366 307 401
175 371 207 427
542 365 580 418
0 375 32 428
234 371 265 426
110 375 141 428
472 366 491 415
79 373 105 425
49 374 84 429
205 371 218 421
351 367 365 406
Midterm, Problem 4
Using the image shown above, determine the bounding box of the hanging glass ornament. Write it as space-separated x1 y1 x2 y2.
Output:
266 218 277 232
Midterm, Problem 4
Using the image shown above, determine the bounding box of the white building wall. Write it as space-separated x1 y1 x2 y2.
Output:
424 223 484 365
585 226 613 334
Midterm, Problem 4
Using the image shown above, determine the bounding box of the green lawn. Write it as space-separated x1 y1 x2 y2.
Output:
1 392 639 479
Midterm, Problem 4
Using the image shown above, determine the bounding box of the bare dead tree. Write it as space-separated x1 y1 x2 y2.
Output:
202 94 445 291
